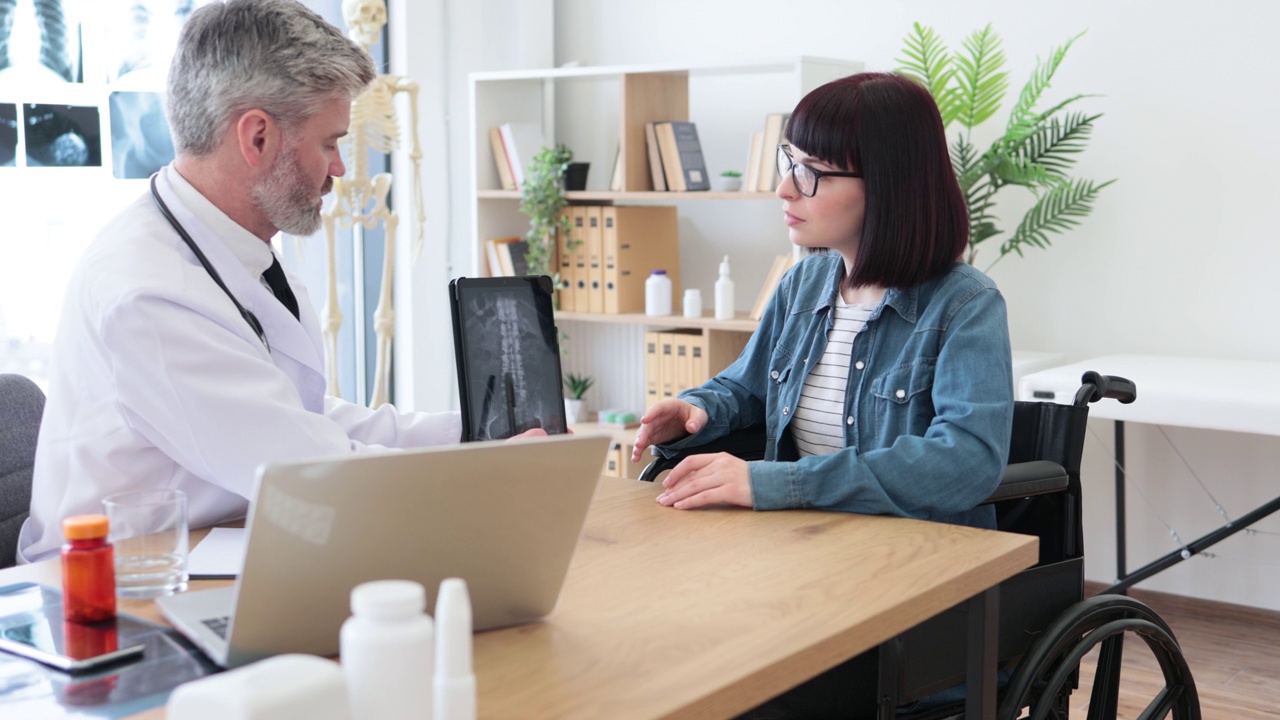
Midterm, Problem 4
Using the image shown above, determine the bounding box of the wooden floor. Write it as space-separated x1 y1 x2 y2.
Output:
1071 584 1280 718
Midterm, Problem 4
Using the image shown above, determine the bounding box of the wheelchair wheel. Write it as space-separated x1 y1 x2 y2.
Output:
998 595 1200 720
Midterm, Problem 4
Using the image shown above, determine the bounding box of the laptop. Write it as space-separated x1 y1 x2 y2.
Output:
156 432 612 668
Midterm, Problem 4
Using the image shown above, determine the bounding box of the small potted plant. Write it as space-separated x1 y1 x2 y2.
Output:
716 169 743 192
562 372 594 424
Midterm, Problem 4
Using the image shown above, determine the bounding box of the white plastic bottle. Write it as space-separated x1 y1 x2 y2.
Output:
433 578 476 720
645 269 673 316
341 580 434 720
714 255 735 320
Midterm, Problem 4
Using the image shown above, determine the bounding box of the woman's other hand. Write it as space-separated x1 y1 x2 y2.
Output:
655 453 752 509
631 399 708 462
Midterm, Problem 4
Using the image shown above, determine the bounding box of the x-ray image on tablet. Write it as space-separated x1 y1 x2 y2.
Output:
450 276 568 441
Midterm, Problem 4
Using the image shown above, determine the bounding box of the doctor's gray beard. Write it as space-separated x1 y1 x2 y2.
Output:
252 143 326 236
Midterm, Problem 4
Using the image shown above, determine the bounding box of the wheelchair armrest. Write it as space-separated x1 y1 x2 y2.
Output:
981 460 1069 505
637 425 769 483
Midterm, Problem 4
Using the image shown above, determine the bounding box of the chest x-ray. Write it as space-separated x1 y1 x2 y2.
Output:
0 0 84 85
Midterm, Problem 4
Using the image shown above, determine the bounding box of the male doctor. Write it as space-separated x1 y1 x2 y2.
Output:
19 0 463 562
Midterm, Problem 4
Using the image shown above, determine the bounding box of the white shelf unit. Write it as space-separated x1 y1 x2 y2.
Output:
468 56 863 417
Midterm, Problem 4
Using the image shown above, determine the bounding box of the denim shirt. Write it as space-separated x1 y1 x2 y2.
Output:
664 254 1013 529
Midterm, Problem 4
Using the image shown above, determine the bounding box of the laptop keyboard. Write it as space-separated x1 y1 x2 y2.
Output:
201 616 231 639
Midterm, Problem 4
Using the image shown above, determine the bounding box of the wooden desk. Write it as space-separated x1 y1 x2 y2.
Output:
4 479 1036 720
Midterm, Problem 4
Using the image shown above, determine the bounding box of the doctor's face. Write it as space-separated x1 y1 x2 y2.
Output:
252 96 350 236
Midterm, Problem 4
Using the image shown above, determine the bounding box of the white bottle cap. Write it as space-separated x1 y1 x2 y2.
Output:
351 580 426 621
719 255 730 276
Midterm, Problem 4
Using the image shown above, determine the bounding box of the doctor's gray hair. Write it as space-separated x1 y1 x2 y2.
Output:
166 0 376 156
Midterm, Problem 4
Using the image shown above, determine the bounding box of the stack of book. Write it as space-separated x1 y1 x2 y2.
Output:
743 112 790 193
643 121 710 192
484 236 532 276
488 122 548 191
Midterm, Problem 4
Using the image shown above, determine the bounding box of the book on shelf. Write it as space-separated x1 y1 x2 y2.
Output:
744 131 763 194
485 236 520 276
498 121 548 191
663 121 710 192
654 122 685 192
609 141 624 192
749 253 797 320
499 240 531 277
756 112 789 192
644 121 667 191
487 127 516 191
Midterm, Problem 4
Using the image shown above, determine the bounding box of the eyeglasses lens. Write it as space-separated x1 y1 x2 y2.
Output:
776 146 817 197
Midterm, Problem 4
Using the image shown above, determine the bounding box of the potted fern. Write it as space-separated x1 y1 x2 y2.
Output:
896 23 1115 270
562 372 594 424
519 144 575 290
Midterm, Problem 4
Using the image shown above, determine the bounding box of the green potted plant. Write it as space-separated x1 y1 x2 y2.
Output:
562 372 594 424
519 145 575 288
717 169 743 192
896 23 1115 270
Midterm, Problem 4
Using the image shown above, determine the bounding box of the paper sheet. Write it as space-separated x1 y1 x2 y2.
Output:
187 527 247 578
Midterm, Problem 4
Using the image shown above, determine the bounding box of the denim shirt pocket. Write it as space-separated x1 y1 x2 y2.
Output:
870 359 937 440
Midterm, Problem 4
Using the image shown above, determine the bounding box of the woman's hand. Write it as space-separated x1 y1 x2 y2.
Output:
655 453 752 509
631 399 708 463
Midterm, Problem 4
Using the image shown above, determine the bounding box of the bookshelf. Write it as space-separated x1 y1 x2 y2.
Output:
469 56 863 416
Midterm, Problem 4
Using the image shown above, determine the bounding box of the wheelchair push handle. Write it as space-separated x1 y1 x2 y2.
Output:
1075 371 1137 406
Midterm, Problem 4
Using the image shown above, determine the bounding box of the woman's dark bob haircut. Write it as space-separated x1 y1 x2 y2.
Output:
785 72 968 289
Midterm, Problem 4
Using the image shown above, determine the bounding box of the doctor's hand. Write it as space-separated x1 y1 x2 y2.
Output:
655 453 752 510
631 399 708 463
508 428 549 440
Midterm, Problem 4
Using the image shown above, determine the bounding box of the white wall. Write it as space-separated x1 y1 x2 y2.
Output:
395 1 1280 609
389 0 553 412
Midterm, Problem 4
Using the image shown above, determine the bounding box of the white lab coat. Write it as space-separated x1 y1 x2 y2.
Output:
19 166 459 562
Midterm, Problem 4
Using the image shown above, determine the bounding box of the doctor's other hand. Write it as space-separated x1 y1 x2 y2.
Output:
655 453 751 510
631 399 708 463
508 428 549 441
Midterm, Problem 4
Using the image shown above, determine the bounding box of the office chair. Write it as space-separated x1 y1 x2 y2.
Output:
640 372 1201 720
0 374 43 569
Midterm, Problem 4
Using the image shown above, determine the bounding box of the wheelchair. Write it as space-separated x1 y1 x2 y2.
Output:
640 372 1201 720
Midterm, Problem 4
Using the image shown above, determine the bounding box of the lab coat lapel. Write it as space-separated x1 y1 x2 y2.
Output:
152 173 326 379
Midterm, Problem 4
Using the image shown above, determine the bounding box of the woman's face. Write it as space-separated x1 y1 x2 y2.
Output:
776 145 865 261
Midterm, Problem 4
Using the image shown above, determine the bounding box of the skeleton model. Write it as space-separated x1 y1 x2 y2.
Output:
322 0 424 407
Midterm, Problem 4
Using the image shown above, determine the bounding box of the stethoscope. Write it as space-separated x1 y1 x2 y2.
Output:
149 174 270 352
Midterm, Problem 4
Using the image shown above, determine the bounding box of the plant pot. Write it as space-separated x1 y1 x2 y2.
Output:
716 176 742 192
564 397 584 424
563 163 590 191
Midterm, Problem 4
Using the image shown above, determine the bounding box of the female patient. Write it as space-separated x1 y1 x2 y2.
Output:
630 69 1014 718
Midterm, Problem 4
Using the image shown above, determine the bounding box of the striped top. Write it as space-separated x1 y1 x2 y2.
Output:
792 296 874 457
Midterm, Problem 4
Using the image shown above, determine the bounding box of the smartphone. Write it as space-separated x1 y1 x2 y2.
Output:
0 582 145 673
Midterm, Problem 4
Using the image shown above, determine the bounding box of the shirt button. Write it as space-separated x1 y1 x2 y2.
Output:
895 389 906 399
771 370 779 380
854 361 865 370
783 407 789 415
846 416 854 425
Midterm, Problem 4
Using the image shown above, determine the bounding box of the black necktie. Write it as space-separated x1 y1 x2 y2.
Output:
262 256 300 321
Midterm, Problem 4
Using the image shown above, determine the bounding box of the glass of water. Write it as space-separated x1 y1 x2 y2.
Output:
102 489 189 598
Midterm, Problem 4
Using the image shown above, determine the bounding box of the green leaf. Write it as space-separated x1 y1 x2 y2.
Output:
1006 112 1101 179
1006 31 1086 138
952 24 1009 130
518 144 573 277
895 23 961 126
1000 177 1115 260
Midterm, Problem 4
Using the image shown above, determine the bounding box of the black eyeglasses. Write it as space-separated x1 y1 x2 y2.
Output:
776 145 861 197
